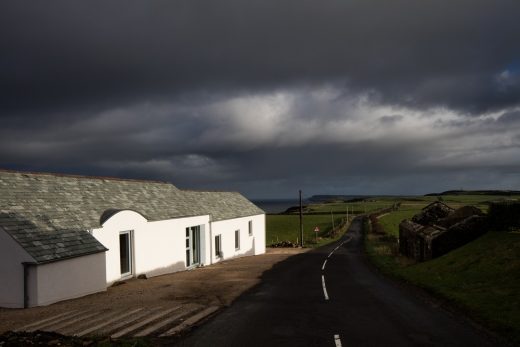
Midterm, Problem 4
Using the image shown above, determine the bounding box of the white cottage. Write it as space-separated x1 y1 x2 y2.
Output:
0 170 265 308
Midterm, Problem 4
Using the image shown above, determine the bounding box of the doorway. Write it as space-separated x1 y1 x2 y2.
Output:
185 226 201 267
119 231 133 277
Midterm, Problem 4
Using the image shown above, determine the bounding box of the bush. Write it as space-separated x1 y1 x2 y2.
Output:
488 201 520 230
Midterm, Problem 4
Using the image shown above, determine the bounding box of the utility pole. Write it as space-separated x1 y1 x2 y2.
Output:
331 210 335 230
299 190 304 247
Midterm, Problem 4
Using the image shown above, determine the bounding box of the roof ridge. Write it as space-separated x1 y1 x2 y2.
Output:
181 189 240 193
0 168 171 184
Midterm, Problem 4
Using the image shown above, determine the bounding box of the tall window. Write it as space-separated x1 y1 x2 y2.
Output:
235 229 240 250
215 235 222 258
248 220 253 236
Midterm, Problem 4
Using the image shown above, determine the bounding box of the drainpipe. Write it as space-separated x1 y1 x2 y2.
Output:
209 215 213 265
22 262 36 308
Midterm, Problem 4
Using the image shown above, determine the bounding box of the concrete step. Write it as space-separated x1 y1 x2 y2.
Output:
95 307 162 336
111 306 181 338
160 306 219 337
15 310 76 332
133 305 200 337
75 308 144 337
46 311 101 333
25 311 86 332
13 304 221 338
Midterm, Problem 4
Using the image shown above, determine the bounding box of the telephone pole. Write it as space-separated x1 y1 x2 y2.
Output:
299 190 303 247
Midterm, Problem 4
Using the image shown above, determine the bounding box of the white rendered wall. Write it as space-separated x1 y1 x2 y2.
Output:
92 210 210 284
0 228 35 308
32 252 106 307
210 214 265 263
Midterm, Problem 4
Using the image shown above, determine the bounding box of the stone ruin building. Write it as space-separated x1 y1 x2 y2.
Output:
399 202 488 261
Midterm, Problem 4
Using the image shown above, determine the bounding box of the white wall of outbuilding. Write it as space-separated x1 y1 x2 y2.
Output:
0 227 34 308
0 227 106 308
30 252 106 307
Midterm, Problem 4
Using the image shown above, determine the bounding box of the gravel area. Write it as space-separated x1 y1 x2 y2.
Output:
0 248 307 334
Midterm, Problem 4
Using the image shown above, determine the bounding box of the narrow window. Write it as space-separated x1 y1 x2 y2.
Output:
248 220 253 236
235 229 240 250
215 235 222 258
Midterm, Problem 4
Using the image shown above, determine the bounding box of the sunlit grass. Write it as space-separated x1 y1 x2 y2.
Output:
266 214 347 247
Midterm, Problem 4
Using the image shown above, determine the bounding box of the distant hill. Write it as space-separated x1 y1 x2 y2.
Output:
308 195 364 203
425 190 520 196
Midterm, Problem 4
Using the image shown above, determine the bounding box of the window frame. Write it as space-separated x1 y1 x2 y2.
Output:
215 234 222 258
235 229 240 250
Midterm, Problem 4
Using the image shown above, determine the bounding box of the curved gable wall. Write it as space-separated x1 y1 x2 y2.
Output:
92 214 210 284
100 210 148 229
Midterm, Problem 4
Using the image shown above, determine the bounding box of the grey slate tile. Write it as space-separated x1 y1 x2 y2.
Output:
0 170 263 263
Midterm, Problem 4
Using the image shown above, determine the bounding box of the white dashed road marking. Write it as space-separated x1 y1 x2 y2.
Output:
321 235 353 301
334 334 343 347
321 275 329 300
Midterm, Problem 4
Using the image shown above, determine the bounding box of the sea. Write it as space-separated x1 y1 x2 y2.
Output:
252 195 373 214
251 199 308 214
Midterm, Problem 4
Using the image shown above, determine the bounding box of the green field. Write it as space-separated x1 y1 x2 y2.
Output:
377 205 425 237
266 194 520 249
364 196 520 344
266 214 346 247
306 200 395 214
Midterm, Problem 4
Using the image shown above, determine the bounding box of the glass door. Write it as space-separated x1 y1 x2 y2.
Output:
119 231 132 276
186 226 201 267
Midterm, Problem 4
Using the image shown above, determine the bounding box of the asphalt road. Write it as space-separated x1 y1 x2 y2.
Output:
174 218 495 346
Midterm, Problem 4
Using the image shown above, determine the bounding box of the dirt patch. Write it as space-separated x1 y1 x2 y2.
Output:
0 249 307 334
0 331 151 346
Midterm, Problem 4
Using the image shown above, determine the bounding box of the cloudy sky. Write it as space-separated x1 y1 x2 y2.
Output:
1 0 520 198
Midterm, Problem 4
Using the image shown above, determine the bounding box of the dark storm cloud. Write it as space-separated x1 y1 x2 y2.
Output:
2 0 520 116
2 0 520 196
378 115 404 125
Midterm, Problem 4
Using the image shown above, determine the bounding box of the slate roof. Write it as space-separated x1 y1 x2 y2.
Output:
0 170 264 264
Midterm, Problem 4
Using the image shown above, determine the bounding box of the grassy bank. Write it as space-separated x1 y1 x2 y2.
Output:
364 207 520 344
400 231 520 342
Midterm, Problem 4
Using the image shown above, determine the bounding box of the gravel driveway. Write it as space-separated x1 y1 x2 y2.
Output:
0 248 306 338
